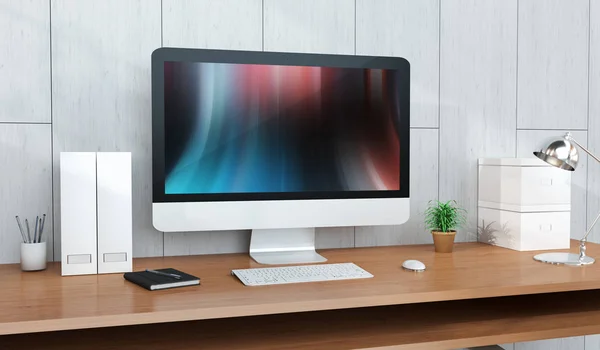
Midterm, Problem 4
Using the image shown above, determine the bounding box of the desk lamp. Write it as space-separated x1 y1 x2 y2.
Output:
533 132 600 266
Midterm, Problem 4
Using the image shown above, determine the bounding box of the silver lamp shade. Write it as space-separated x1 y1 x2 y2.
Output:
533 138 579 171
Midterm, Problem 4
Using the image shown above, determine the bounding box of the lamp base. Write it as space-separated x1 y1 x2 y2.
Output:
533 252 595 266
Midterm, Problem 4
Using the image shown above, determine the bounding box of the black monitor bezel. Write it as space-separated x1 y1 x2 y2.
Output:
152 48 410 203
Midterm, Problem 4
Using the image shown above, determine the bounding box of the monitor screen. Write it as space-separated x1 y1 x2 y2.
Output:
153 49 409 202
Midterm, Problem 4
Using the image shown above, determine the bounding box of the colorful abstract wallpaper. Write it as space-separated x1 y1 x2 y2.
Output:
164 61 402 195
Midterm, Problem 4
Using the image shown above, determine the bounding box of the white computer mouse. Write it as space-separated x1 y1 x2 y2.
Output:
402 259 426 272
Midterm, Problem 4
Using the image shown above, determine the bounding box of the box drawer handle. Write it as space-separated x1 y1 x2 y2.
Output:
539 224 553 232
540 178 553 186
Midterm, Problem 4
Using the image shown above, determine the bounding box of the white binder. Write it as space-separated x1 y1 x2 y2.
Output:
60 152 132 276
97 152 132 274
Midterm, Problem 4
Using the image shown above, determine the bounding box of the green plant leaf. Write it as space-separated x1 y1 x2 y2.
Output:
423 200 467 233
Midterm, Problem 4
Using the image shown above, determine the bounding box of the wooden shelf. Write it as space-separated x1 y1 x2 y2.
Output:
4 290 600 349
2 241 600 336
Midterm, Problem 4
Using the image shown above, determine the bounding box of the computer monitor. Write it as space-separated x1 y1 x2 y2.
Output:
152 48 410 265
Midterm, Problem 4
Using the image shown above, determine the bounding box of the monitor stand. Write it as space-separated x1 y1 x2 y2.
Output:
249 228 327 265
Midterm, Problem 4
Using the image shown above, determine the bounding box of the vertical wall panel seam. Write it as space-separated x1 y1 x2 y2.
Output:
586 0 591 250
437 0 441 201
354 0 357 55
262 0 264 51
354 0 358 246
588 0 592 131
49 0 55 261
161 0 165 257
515 0 519 157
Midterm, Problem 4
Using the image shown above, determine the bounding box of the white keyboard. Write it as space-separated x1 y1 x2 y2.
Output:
231 263 373 286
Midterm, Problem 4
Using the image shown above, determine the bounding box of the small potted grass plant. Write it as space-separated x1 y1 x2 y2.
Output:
424 200 467 253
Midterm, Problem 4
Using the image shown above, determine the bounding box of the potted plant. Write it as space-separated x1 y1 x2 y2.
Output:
424 200 467 253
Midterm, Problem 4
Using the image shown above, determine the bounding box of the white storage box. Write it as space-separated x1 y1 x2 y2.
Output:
478 207 570 251
478 158 571 251
479 158 571 212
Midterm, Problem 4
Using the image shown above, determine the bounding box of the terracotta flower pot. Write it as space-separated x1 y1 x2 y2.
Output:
431 230 456 253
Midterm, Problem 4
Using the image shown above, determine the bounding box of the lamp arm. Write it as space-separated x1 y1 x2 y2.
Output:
564 134 600 243
581 211 600 243
565 134 600 164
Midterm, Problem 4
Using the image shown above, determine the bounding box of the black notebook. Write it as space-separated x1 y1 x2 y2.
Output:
124 268 200 291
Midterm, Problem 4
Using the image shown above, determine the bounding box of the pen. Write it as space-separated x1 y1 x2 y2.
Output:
39 214 46 243
33 216 39 243
145 269 182 280
37 217 43 243
15 216 27 243
25 219 31 244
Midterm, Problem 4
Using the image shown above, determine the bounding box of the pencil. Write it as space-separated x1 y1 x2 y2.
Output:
34 216 39 243
38 218 42 243
39 214 46 243
25 219 31 244
15 216 26 243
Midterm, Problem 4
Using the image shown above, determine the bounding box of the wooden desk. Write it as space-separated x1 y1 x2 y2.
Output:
2 241 600 349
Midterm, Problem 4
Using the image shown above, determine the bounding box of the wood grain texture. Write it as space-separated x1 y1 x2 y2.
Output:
160 0 263 256
50 0 163 259
439 0 518 242
356 0 439 128
516 130 588 240
517 0 589 130
355 128 438 247
0 124 52 263
0 0 50 123
1 241 600 335
515 336 584 350
162 0 262 50
263 0 354 54
587 0 600 245
5 291 600 350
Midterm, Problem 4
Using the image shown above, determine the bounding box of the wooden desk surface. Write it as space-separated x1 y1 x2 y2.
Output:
2 240 600 336
5 290 600 350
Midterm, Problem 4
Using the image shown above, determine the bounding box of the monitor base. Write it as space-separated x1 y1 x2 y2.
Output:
249 228 327 265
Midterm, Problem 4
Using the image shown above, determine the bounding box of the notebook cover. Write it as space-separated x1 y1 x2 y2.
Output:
124 268 200 291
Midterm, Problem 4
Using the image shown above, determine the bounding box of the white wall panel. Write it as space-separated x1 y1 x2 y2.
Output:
439 0 518 242
162 0 262 50
164 227 354 256
164 231 250 256
0 124 52 263
585 334 600 349
517 0 589 130
587 0 600 244
0 0 50 122
356 0 439 128
316 227 354 249
515 336 584 350
356 129 438 247
51 0 162 259
264 0 354 54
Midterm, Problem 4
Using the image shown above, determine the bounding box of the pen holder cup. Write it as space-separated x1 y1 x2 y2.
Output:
20 242 47 272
